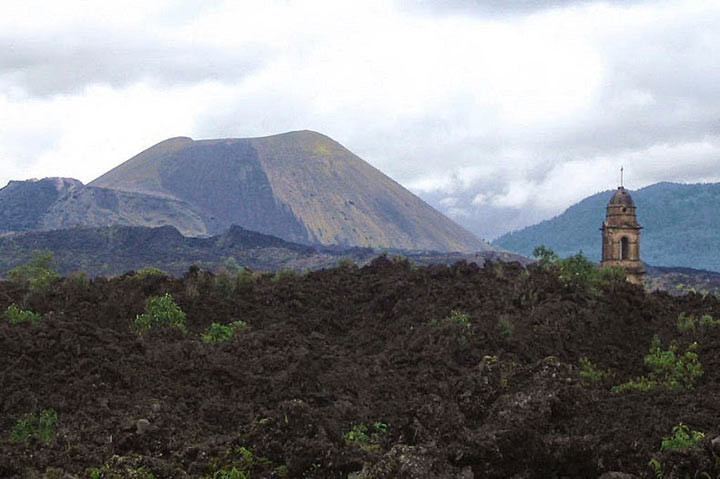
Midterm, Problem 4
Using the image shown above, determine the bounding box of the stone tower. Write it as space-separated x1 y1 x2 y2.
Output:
600 186 645 284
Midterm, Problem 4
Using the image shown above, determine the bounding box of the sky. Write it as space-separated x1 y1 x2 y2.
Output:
2 0 719 241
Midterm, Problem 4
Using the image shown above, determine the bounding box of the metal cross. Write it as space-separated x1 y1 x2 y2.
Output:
620 166 624 187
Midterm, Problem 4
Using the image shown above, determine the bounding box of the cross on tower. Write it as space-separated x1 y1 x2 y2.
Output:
620 166 624 188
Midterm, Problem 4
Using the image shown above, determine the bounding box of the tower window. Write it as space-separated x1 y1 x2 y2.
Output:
621 236 629 260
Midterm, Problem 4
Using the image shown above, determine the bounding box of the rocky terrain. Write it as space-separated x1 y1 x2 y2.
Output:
1 258 720 478
0 178 83 232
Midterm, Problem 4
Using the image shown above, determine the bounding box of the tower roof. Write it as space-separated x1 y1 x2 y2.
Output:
608 187 635 207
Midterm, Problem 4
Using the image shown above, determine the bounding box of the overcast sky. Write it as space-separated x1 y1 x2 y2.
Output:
2 0 719 240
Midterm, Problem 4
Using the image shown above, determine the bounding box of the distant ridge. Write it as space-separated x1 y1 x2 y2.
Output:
0 225 521 278
493 182 720 272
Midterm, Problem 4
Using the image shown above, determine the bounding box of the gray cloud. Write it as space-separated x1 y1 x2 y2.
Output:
395 0 648 17
0 30 268 97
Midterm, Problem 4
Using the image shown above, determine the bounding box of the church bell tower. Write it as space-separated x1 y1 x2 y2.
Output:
600 177 644 284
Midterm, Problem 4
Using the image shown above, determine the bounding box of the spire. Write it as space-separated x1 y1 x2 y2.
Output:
600 172 644 285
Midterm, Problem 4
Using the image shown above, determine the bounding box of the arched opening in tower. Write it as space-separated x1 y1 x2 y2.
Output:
621 236 629 260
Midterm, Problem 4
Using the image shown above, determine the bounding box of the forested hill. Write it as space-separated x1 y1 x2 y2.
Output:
493 182 720 272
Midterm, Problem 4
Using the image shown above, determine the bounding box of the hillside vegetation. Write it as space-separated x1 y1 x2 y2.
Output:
494 182 720 272
2 257 720 477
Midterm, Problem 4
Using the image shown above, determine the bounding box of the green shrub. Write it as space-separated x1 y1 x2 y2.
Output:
430 310 471 328
612 377 658 392
676 312 697 333
88 465 155 479
661 423 705 451
10 408 57 442
596 266 627 284
533 246 627 292
533 245 559 267
4 304 42 324
613 336 703 392
206 446 279 479
236 267 254 284
372 421 388 434
645 337 703 389
135 266 169 279
271 269 296 283
214 271 236 297
134 293 187 333
337 258 356 269
201 321 248 344
677 312 718 332
578 357 608 385
648 457 663 478
555 253 597 286
66 271 90 289
344 422 387 444
222 256 244 275
344 424 369 443
6 250 60 291
210 468 247 479
496 317 514 339
699 314 718 328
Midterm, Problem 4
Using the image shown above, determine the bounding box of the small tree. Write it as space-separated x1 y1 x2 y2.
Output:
6 250 60 291
134 293 187 333
533 245 559 267
201 321 248 344
555 253 597 286
533 246 625 291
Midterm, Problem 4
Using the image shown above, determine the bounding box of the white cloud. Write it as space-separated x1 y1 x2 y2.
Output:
0 82 229 184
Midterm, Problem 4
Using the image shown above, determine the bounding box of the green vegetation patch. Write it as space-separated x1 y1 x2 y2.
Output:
134 293 187 333
613 336 703 392
578 357 609 385
344 422 388 444
88 465 155 479
206 445 287 479
660 423 705 451
4 304 42 324
430 310 471 329
674 312 716 334
201 321 248 344
496 317 514 340
533 245 626 292
9 408 57 443
135 266 169 279
700 314 718 328
676 312 697 333
271 269 297 283
6 250 60 292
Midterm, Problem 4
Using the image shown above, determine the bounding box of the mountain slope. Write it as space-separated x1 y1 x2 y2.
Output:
88 131 489 252
41 185 209 235
493 182 720 271
0 178 82 232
